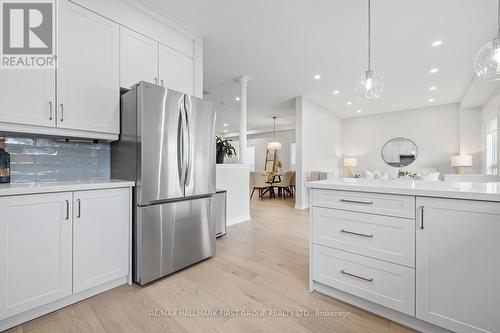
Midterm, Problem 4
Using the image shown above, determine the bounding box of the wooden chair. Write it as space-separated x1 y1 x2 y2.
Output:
250 172 273 199
274 171 295 199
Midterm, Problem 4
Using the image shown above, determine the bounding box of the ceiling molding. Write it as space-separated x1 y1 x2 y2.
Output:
120 0 200 39
220 123 296 138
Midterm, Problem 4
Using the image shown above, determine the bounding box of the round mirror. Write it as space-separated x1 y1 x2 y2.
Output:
381 137 418 167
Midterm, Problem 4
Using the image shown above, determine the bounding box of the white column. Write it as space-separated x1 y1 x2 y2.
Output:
237 75 250 164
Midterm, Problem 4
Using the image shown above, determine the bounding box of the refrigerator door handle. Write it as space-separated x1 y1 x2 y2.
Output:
183 95 192 187
177 97 186 189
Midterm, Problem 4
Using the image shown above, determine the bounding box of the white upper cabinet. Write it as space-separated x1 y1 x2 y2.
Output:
120 27 158 89
416 198 500 333
0 70 55 128
0 0 201 140
57 0 120 135
0 193 72 320
73 188 129 293
159 44 194 96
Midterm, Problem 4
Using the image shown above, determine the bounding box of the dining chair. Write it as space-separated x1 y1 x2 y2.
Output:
290 171 296 194
274 171 295 199
250 172 273 199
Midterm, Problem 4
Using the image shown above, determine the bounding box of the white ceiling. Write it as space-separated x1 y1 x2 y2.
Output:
145 0 497 133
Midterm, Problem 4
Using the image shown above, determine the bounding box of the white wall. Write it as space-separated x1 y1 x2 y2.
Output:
296 96 342 209
459 107 482 172
225 130 296 171
342 103 483 176
216 164 251 226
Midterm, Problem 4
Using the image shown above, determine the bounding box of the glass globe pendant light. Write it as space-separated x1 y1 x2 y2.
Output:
474 0 500 81
267 116 282 150
355 0 384 101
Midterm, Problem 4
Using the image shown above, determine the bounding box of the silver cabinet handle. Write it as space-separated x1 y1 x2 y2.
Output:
417 206 424 229
77 199 81 218
340 199 374 205
59 103 64 122
341 229 374 238
341 269 373 282
49 101 53 120
161 79 164 86
65 200 69 220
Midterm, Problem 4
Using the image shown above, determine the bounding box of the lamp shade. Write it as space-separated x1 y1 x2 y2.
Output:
267 141 282 150
344 158 358 167
450 155 473 167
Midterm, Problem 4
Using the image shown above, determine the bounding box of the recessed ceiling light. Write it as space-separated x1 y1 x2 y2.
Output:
224 129 228 133
347 101 353 106
235 97 240 101
223 123 228 127
428 98 435 102
356 109 362 113
429 86 437 91
430 68 439 74
313 74 321 80
333 90 340 95
432 40 443 47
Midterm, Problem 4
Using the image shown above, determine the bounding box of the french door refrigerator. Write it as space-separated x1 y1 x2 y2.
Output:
111 81 216 285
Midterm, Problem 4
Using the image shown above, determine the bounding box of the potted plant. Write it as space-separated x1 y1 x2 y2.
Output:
216 136 236 164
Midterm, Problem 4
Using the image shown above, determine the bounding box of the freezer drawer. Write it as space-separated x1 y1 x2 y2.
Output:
135 196 215 285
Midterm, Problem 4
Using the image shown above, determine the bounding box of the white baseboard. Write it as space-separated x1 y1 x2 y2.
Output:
227 214 251 227
0 277 127 331
295 202 310 210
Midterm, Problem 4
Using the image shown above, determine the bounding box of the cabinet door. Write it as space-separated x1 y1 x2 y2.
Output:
73 188 129 293
158 43 194 95
416 198 500 333
57 0 120 134
0 70 55 128
0 193 72 320
120 27 158 89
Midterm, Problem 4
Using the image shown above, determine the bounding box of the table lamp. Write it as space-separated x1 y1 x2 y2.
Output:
450 155 473 174
344 158 358 178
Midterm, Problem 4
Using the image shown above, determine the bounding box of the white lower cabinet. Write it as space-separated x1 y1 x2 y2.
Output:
0 193 72 320
416 198 500 333
0 188 130 324
312 244 415 315
73 189 129 293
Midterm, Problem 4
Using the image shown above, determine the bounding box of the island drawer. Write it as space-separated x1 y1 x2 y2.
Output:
312 207 415 267
311 189 415 219
312 244 415 316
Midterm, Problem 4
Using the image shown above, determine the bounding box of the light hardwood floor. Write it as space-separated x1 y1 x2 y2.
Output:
6 197 417 333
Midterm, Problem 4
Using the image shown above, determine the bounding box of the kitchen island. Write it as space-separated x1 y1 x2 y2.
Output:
307 179 500 333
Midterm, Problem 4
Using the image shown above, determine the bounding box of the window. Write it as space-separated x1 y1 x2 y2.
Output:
486 116 498 175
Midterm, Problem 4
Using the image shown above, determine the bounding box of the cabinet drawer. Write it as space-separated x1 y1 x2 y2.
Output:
312 244 415 316
312 207 415 267
311 189 415 218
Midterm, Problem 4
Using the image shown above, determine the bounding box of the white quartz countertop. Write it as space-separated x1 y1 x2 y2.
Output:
0 179 135 197
306 178 500 202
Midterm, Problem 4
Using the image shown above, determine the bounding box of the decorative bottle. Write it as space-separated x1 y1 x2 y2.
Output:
0 138 11 183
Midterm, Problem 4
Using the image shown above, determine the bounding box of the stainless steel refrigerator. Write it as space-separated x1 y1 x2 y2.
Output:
111 81 216 285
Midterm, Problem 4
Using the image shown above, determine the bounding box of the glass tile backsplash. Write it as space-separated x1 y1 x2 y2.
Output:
4 136 110 183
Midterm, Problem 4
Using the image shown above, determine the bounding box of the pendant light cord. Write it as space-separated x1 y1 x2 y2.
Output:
272 116 277 140
368 0 371 70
